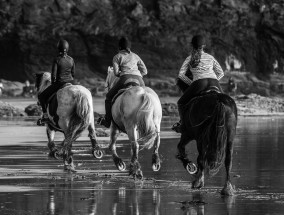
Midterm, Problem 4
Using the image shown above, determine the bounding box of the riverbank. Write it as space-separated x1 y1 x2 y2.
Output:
1 93 284 118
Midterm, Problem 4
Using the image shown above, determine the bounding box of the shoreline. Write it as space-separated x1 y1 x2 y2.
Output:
1 114 284 126
1 95 284 123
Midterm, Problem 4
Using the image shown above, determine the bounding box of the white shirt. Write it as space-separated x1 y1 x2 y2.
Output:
178 51 224 85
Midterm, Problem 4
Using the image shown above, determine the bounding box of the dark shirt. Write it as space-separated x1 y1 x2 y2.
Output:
51 54 75 83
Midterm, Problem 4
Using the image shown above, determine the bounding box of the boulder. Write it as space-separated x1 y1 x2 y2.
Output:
0 101 26 117
25 104 42 116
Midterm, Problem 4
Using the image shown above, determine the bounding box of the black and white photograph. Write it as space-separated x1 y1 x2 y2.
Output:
0 0 284 214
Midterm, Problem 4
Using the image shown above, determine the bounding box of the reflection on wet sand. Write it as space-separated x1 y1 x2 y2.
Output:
45 182 162 215
43 179 242 215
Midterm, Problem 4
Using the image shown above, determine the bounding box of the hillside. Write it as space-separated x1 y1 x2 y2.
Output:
0 0 284 82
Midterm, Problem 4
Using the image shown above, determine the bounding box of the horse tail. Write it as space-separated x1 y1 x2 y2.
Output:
66 93 91 142
136 92 157 149
200 101 227 176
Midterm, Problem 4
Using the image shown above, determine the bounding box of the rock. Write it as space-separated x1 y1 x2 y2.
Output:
162 103 179 117
25 104 42 116
235 93 284 115
95 128 109 137
0 101 26 117
0 79 24 97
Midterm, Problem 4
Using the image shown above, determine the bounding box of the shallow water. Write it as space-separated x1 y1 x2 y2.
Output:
0 116 284 215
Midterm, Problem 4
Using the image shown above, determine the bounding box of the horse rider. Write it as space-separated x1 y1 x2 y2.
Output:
37 39 75 125
172 35 224 133
98 36 148 128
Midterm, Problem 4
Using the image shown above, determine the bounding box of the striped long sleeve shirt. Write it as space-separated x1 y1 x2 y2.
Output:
178 51 224 85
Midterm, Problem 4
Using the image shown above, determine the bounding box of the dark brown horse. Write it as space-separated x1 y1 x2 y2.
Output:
176 81 237 195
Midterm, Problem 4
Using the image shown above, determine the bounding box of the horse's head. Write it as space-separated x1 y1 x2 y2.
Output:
34 72 51 94
105 66 118 91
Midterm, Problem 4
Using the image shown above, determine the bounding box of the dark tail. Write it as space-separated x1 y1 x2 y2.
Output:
200 101 227 176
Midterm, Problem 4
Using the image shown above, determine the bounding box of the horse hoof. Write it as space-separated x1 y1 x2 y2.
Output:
186 162 197 174
54 151 62 160
64 166 77 173
93 150 103 159
152 163 161 172
117 161 126 171
137 171 143 180
221 182 235 196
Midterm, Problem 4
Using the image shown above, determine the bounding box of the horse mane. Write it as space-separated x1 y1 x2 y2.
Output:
106 66 118 91
38 72 51 94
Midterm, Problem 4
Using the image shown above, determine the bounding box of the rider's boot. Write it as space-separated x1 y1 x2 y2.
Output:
97 100 112 128
172 104 185 133
37 112 50 126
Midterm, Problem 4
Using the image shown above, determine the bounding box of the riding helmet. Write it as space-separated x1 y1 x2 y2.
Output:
57 39 69 53
119 37 131 51
191 35 206 50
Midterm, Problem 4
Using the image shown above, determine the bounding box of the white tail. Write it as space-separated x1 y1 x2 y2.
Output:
136 92 157 149
65 93 91 142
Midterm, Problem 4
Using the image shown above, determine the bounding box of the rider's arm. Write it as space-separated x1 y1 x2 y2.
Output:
51 59 57 83
213 57 224 80
137 57 147 76
178 55 193 86
113 55 120 77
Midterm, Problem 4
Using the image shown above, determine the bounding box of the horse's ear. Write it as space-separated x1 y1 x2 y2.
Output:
107 67 111 73
33 73 39 79
34 72 44 78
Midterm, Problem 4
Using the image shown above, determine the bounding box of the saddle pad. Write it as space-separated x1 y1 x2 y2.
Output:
47 83 72 104
186 92 219 127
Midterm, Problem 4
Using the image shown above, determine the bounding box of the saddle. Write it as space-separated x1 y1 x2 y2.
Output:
112 78 140 104
46 83 72 131
186 87 221 127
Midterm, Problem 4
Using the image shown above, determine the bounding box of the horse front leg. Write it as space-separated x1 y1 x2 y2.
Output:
128 127 143 179
176 133 197 174
109 123 126 171
88 123 103 159
152 131 161 172
46 126 60 159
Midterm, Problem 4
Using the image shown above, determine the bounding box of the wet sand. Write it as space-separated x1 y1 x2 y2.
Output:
1 116 284 214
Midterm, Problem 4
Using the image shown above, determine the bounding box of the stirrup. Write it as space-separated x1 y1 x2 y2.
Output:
37 116 50 126
37 118 47 126
172 122 182 133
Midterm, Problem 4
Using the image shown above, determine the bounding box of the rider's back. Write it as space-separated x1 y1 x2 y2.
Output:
113 50 147 77
52 55 75 83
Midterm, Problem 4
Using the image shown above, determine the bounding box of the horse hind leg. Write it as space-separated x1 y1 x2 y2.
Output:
221 123 236 196
109 123 126 171
61 125 81 172
88 122 103 159
192 137 205 189
152 131 161 172
61 135 77 173
192 150 205 189
46 126 61 159
128 126 143 179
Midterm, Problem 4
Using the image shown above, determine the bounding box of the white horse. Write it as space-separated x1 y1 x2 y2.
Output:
105 67 163 179
35 72 102 172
